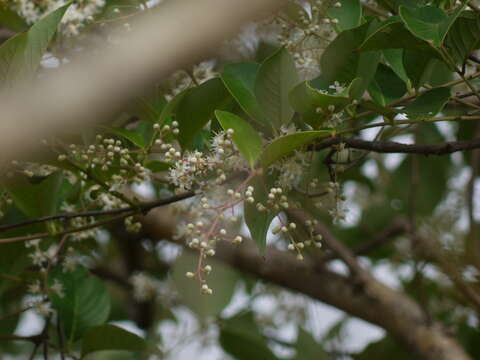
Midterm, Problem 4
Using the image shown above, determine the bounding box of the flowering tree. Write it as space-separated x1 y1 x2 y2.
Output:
1 0 480 359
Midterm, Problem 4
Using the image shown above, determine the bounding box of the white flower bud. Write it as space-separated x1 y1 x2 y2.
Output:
233 236 242 244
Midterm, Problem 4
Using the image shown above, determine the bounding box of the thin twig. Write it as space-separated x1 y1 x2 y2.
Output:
0 191 195 233
312 137 480 155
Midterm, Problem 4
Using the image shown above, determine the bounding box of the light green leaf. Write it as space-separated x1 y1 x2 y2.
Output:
177 78 231 149
255 47 299 130
108 127 145 148
23 3 71 78
327 0 362 31
244 174 276 253
50 266 111 343
172 251 238 320
403 87 450 119
4 171 63 219
221 62 267 126
81 324 147 358
289 81 350 128
0 32 27 85
399 3 467 47
261 131 331 169
220 312 279 360
0 3 70 83
215 110 263 168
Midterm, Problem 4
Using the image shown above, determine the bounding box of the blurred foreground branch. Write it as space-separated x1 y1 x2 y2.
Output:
0 0 285 164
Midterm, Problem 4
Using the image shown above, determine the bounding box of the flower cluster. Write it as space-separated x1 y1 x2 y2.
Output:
12 0 106 36
24 239 67 316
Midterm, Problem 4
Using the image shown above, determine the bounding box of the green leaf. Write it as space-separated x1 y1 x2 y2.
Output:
221 62 267 126
383 49 409 83
0 3 70 83
4 171 63 219
327 0 362 31
375 0 430 12
81 324 147 358
23 3 71 78
403 87 450 119
294 328 328 360
445 12 480 65
261 131 330 169
289 81 351 128
219 312 279 360
177 78 231 149
315 20 381 99
357 18 442 58
107 127 145 148
0 2 28 32
144 160 172 173
244 174 276 253
359 100 399 121
50 266 111 343
0 32 27 85
157 89 187 126
132 89 167 123
403 50 452 88
399 3 467 47
354 336 410 360
368 63 407 106
215 110 263 168
255 47 299 130
172 251 238 320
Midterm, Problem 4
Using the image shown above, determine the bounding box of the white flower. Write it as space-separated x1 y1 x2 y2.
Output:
51 279 65 298
28 280 42 295
34 301 53 316
130 272 158 302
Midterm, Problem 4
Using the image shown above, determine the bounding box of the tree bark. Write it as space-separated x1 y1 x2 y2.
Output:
214 241 470 360
143 211 471 360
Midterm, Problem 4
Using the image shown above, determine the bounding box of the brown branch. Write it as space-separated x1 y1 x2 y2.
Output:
319 219 410 263
159 234 471 360
312 137 480 155
138 205 471 360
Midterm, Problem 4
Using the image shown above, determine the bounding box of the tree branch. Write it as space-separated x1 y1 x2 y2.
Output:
0 191 195 234
140 209 471 360
172 237 471 360
312 137 480 155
